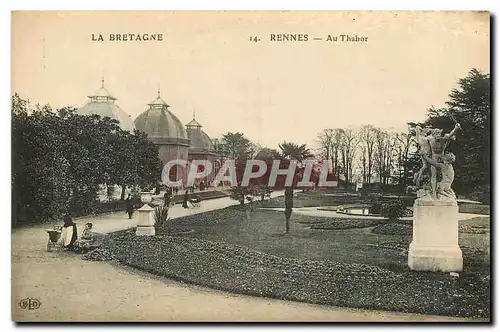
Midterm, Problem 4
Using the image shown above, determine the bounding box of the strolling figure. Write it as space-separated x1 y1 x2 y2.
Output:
125 194 134 219
164 188 172 207
284 187 294 233
182 190 189 209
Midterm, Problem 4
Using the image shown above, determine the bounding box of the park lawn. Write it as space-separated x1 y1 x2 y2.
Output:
459 204 490 215
175 208 410 269
93 205 490 319
257 195 333 208
169 207 489 272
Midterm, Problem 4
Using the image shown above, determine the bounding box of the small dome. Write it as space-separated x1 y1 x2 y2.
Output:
134 90 189 146
186 114 216 154
78 79 134 132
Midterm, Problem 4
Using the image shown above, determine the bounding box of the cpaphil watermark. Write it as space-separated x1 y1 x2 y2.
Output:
161 159 338 187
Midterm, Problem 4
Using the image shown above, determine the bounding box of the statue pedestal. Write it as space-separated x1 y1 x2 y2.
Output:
136 203 155 236
408 198 463 272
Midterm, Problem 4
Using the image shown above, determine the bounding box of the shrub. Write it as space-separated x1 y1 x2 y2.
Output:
369 201 383 214
229 186 254 205
154 204 170 230
380 200 407 220
468 186 490 204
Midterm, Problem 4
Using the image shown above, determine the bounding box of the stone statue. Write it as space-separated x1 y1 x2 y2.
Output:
413 126 433 188
408 117 463 272
423 152 456 200
412 122 461 200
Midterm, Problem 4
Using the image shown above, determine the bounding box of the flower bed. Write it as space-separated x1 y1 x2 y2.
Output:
88 231 490 319
372 223 413 236
459 217 490 234
310 219 387 230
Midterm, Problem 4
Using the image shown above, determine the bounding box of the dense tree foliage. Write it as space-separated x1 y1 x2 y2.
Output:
12 94 161 225
278 142 314 163
214 132 254 160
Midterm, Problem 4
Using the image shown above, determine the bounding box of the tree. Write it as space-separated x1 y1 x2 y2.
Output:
278 141 313 233
254 147 281 198
229 186 258 206
358 125 376 185
392 132 414 191
255 147 281 161
219 132 253 160
338 128 358 187
129 130 162 190
278 142 314 162
316 128 343 179
373 128 396 186
11 94 162 225
316 128 334 161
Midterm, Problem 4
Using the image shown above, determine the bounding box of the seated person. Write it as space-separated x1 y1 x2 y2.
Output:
59 215 78 250
82 222 94 240
75 223 95 252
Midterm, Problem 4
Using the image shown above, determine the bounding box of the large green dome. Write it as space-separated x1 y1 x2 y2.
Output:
134 92 189 146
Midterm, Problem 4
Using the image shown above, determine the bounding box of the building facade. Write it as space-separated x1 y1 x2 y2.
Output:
134 90 191 184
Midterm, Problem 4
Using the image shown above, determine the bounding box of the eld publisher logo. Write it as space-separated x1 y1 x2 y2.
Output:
18 298 41 310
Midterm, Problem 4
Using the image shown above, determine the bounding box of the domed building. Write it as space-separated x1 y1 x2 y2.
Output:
134 90 190 183
78 79 135 131
186 113 218 185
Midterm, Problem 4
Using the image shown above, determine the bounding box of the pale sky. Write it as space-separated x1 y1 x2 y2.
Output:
12 11 490 149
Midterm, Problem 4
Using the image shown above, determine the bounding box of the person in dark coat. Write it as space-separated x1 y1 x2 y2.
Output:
125 194 134 219
61 215 78 250
284 187 294 233
182 190 189 208
164 188 172 207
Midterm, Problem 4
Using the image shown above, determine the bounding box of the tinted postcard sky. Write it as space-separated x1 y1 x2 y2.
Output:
12 11 489 149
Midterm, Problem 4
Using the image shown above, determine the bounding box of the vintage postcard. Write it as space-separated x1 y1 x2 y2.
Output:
11 11 490 322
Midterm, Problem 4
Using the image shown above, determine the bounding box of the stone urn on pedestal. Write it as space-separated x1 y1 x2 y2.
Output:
135 191 155 236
